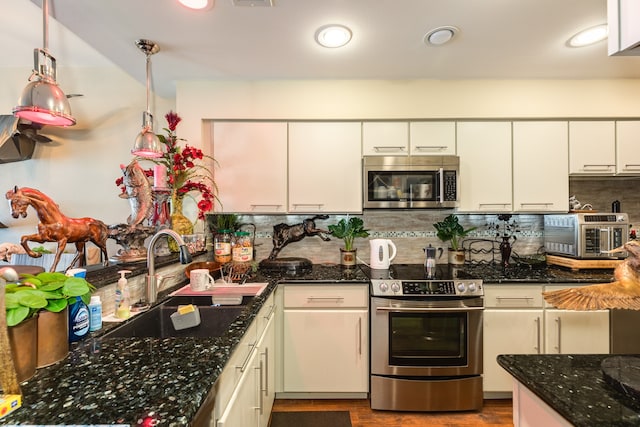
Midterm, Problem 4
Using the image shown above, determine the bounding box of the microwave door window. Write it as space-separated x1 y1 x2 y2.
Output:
407 174 436 201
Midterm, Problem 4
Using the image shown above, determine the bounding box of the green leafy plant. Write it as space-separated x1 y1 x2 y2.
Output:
206 213 240 233
328 217 370 251
433 214 476 251
5 272 94 327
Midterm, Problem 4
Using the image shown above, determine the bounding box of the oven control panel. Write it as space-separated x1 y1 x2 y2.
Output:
371 279 483 297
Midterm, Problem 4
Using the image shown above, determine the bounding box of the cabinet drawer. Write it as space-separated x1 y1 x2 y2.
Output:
484 285 544 308
284 284 368 308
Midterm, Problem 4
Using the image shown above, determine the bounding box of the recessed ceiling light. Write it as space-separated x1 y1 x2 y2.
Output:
424 26 459 46
567 24 608 47
178 0 213 10
315 24 352 48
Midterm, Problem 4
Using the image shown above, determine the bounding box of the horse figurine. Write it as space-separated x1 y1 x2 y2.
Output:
5 186 109 272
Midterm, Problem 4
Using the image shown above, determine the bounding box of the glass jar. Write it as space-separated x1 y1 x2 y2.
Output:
232 231 253 263
214 229 232 263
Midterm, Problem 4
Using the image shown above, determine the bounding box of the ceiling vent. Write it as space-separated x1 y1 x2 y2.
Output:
232 0 273 6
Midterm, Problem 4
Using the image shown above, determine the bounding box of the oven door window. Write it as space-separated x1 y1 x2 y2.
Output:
367 170 438 201
388 312 467 367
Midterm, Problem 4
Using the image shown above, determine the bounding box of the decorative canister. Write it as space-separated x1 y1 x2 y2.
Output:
214 229 232 263
232 231 253 263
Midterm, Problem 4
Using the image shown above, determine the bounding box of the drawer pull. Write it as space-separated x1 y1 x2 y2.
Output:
307 296 345 302
495 296 534 301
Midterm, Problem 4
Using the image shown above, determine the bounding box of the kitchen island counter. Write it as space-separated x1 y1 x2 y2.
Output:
0 263 367 425
498 354 640 426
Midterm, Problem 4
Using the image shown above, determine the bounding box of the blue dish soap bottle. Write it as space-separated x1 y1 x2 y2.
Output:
69 296 90 342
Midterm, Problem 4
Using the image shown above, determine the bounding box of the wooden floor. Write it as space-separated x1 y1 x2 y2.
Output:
272 398 514 427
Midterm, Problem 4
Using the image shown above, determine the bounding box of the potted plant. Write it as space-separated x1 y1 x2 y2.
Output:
433 214 476 265
6 272 94 369
328 216 370 267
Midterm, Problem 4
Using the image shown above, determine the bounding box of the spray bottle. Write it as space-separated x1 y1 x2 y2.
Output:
115 270 132 319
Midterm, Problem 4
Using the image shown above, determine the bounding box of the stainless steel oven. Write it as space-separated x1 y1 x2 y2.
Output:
363 264 484 412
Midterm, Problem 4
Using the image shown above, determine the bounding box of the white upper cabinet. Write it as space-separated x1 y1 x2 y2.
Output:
362 122 408 156
212 121 288 213
457 121 512 212
288 122 362 213
616 121 640 175
569 121 616 175
409 122 456 155
513 121 568 212
608 0 640 56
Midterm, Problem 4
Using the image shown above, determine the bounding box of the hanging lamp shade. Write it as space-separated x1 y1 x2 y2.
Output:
131 39 163 158
13 0 75 127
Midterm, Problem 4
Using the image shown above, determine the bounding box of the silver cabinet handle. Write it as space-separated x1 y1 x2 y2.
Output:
261 347 269 396
236 342 256 373
256 360 264 414
373 146 406 152
535 317 541 354
291 204 324 211
582 164 614 171
250 204 283 211
307 296 345 302
414 145 448 151
555 317 562 353
357 317 362 356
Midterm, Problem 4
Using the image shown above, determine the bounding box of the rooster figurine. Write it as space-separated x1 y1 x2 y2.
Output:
543 240 640 310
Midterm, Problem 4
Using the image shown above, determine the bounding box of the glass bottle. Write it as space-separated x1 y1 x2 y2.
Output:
214 229 232 263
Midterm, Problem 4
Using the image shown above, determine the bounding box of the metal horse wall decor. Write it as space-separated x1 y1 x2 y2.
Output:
5 186 109 272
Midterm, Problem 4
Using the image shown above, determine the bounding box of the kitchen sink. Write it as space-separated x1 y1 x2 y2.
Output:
103 300 248 339
163 294 253 307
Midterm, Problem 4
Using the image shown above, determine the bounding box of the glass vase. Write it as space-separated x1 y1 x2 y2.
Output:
170 193 194 252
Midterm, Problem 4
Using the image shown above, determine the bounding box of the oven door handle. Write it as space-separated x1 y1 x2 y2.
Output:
375 306 483 313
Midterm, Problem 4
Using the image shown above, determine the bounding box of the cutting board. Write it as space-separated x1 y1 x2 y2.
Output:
170 282 268 297
546 255 622 270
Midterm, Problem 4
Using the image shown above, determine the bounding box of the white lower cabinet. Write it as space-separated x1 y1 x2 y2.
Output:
281 284 368 395
216 292 276 427
483 284 610 396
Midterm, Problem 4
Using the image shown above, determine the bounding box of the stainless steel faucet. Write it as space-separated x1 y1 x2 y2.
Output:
145 228 193 304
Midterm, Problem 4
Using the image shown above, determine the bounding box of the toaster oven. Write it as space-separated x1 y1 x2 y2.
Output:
544 213 630 259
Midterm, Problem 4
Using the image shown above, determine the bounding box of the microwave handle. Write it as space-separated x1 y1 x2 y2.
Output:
600 228 611 254
438 167 444 204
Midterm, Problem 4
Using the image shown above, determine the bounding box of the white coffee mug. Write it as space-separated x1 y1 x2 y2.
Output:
190 268 215 292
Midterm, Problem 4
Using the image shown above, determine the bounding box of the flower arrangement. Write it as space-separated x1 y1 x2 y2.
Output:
155 111 218 220
115 111 218 221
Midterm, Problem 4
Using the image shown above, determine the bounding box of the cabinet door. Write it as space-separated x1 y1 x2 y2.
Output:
569 121 616 175
616 121 640 175
544 310 610 354
257 308 276 427
456 121 512 212
362 122 408 156
283 309 368 393
409 121 456 155
212 122 288 213
288 122 362 213
513 121 568 212
217 347 259 427
483 309 543 393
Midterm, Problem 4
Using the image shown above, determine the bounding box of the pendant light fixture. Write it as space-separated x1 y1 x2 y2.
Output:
13 0 76 127
131 39 164 158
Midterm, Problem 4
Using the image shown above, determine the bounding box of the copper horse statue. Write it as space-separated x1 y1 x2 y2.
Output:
6 186 109 272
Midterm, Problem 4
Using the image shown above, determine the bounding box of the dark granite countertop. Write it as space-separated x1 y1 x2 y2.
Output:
0 262 367 426
498 354 640 426
458 263 616 284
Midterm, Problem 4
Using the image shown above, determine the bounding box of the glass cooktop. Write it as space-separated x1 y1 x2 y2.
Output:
360 263 468 281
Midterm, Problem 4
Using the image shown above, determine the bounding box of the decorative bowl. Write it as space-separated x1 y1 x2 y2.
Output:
184 261 222 279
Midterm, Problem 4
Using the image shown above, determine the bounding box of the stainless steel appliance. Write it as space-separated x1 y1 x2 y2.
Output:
363 156 459 208
544 213 630 259
363 264 484 412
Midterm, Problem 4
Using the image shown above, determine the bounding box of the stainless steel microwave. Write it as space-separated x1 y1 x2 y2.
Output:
544 213 629 259
363 156 459 209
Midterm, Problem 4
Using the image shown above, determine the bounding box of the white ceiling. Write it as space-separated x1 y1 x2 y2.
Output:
3 0 640 98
